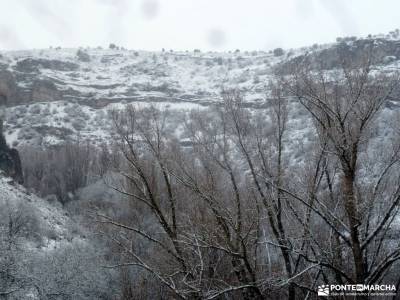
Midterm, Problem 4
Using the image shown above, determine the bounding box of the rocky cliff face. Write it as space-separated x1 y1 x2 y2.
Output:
0 70 18 106
276 38 400 73
0 70 62 106
30 79 61 102
0 119 23 183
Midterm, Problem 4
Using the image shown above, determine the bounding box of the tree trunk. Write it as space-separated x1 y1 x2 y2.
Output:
342 173 367 284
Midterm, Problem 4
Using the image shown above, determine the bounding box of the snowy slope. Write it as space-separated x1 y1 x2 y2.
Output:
0 174 113 299
0 33 400 149
0 174 79 246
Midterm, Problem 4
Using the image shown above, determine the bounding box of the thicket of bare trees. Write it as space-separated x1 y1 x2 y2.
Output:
0 202 38 299
20 139 112 203
98 49 400 299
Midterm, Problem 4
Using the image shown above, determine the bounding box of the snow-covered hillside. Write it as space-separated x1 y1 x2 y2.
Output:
0 46 291 147
1 35 400 149
0 175 72 243
0 175 113 299
1 48 283 104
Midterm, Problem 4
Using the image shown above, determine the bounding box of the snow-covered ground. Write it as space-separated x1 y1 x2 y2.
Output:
0 175 80 247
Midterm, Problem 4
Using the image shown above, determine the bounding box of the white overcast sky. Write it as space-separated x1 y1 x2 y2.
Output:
0 0 399 51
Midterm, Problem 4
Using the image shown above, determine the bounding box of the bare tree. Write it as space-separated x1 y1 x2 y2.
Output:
100 105 274 299
285 48 400 292
217 88 300 299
